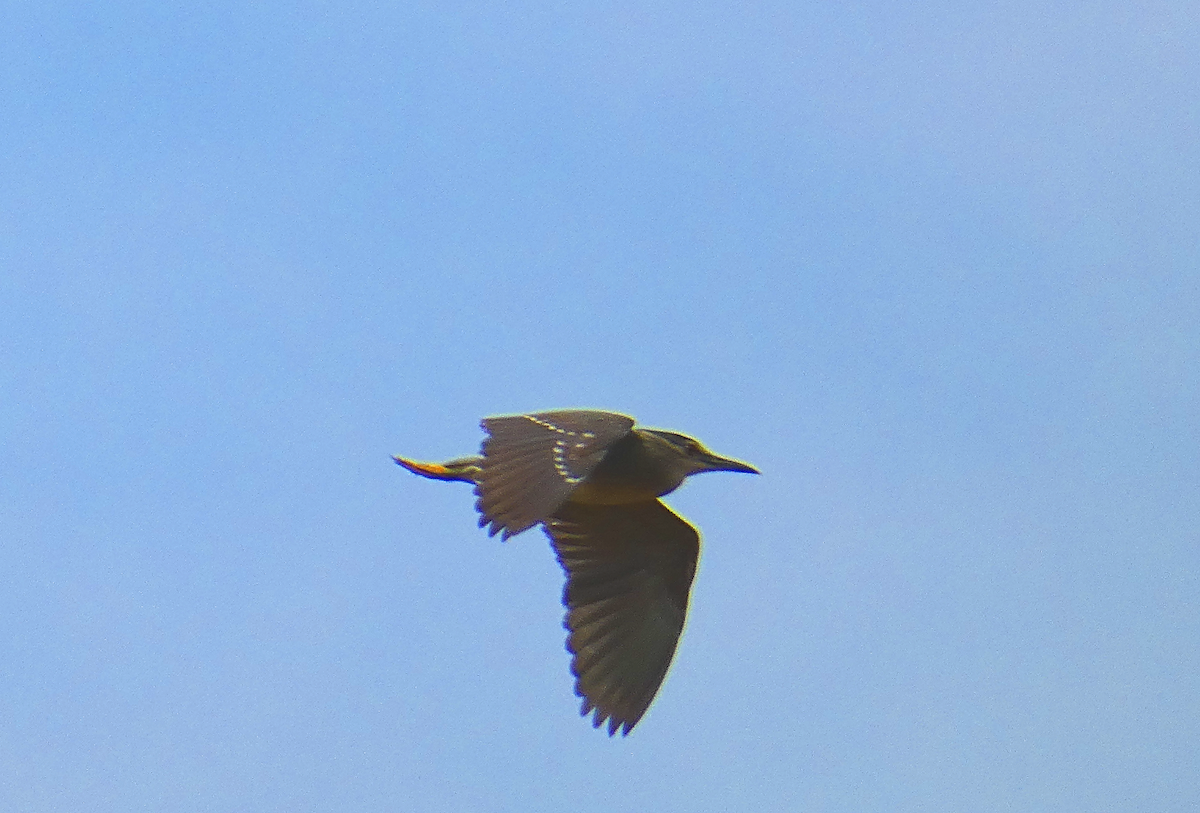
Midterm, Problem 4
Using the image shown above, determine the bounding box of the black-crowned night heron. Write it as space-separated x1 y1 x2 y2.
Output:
394 409 758 735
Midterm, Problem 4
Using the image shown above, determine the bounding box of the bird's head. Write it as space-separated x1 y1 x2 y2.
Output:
640 429 760 479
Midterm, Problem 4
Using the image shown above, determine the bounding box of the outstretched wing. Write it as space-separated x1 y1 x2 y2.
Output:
543 499 700 736
475 410 635 539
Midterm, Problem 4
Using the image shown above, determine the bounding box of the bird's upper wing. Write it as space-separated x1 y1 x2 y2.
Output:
475 410 635 539
543 499 700 736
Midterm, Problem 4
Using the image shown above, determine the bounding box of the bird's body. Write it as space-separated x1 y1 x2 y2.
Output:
395 409 757 735
568 431 701 504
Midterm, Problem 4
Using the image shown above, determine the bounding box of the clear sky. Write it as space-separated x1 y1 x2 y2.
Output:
2 2 1197 811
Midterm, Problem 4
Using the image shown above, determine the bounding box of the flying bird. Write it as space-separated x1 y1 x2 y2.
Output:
394 409 758 735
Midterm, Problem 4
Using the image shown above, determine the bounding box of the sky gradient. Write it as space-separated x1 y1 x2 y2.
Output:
2 2 1198 811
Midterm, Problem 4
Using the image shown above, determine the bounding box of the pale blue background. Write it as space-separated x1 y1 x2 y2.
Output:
2 2 1197 811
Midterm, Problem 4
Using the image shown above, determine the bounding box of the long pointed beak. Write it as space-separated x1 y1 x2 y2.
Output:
699 452 760 475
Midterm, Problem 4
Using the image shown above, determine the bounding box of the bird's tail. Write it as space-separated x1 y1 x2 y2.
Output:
393 455 482 484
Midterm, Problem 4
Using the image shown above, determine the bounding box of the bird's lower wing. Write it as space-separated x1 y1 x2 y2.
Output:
543 499 700 736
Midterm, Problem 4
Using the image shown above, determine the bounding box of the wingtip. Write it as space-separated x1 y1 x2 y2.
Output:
578 698 634 737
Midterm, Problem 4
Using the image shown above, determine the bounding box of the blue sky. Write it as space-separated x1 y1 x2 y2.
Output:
2 2 1197 810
